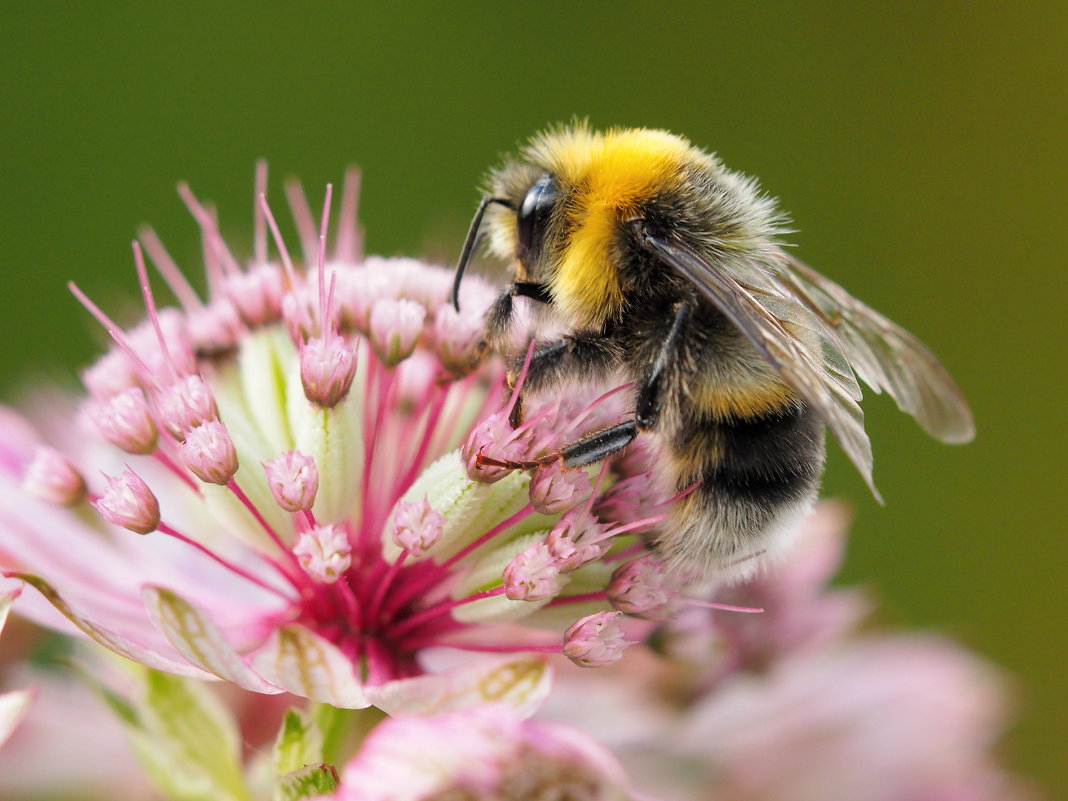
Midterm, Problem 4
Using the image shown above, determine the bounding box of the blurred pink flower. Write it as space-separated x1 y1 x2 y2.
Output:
0 167 716 713
539 505 1039 801
332 704 632 801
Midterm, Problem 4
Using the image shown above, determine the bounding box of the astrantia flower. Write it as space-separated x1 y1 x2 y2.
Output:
333 705 632 801
0 167 712 711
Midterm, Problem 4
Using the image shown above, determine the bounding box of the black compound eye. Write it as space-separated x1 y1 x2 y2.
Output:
516 173 557 264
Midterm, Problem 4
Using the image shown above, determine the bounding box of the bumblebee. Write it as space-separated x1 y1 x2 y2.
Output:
450 124 974 580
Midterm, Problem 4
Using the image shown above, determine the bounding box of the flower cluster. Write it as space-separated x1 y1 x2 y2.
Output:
0 167 1040 801
0 167 712 714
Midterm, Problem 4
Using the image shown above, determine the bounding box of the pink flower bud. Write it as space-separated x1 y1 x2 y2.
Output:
128 309 196 378
460 412 531 484
529 462 593 515
263 450 319 512
431 303 484 376
184 301 244 355
282 289 317 344
22 446 86 505
293 524 352 583
606 554 682 619
224 263 284 327
89 387 159 454
593 473 662 531
337 265 391 332
546 509 608 572
92 468 160 534
392 497 444 557
503 541 565 602
300 333 357 408
368 297 425 366
81 350 138 399
562 611 634 668
179 419 239 485
154 374 218 440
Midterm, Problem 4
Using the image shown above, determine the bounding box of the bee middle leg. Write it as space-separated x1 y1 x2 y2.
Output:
482 302 692 470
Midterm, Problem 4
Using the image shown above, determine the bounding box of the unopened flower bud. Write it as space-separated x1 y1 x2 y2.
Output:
81 350 138 399
185 301 243 355
92 469 160 534
392 497 444 557
282 290 317 344
294 524 351 583
155 374 218 440
503 541 565 602
224 263 284 327
460 412 531 484
431 303 484 376
607 554 681 618
546 509 608 572
369 297 425 367
529 462 593 515
179 419 238 485
562 611 634 668
263 450 318 512
23 446 86 505
300 333 357 407
89 387 159 454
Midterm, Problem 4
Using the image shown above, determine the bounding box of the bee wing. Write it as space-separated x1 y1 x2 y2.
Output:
633 228 880 498
771 251 975 445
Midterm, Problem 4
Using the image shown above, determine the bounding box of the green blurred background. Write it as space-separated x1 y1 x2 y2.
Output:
0 2 1063 795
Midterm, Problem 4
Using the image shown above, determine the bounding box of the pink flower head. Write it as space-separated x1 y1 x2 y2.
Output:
263 450 319 512
391 498 444 557
562 612 635 668
606 553 683 619
22 446 86 506
529 461 594 515
88 387 158 454
91 469 160 535
178 419 239 485
0 167 695 713
154 374 219 440
294 524 352 583
368 297 425 367
300 333 358 408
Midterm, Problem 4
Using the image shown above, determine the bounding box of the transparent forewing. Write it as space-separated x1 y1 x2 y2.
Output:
772 252 975 444
635 232 879 497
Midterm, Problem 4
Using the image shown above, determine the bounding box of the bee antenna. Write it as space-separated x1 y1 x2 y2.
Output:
450 196 512 311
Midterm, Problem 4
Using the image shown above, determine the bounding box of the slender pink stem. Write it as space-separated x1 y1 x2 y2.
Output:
368 551 407 622
388 586 505 638
408 641 561 655
138 225 202 310
156 521 297 599
227 480 304 577
335 167 361 263
253 160 268 265
686 598 764 614
284 178 317 266
152 449 200 493
259 194 298 287
132 242 180 381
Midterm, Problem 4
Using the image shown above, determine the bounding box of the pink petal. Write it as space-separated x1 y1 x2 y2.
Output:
10 574 213 678
249 625 369 709
364 655 551 717
142 586 284 693
0 688 35 749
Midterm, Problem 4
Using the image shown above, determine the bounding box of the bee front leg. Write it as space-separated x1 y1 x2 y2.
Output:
506 333 623 428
